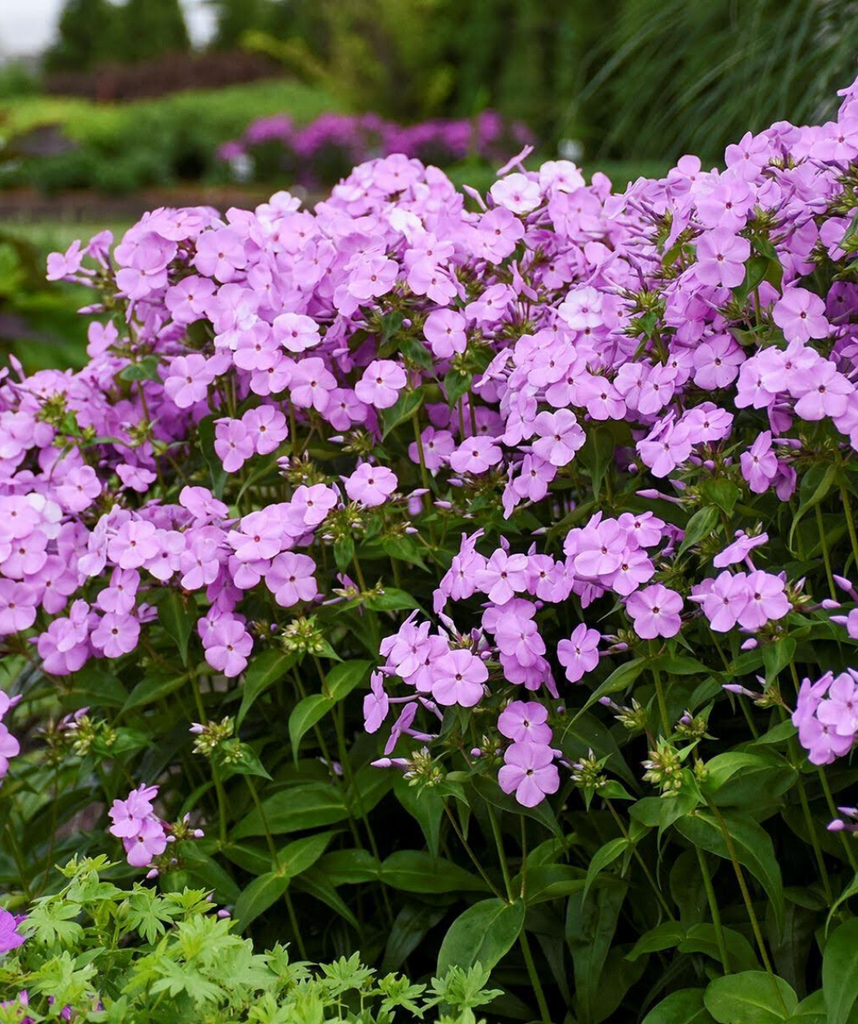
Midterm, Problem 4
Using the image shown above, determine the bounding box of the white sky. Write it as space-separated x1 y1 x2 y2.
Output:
0 0 217 56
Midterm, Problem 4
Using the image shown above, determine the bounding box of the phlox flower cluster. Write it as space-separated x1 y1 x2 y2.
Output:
108 784 169 868
793 670 858 765
2 73 858 820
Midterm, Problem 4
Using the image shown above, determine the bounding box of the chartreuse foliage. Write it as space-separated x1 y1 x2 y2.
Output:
0 857 500 1022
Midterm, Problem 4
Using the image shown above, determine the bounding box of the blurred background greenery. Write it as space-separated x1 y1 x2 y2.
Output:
0 0 855 370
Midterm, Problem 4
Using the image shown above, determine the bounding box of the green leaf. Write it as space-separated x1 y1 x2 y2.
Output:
513 865 588 904
789 463 838 551
643 989 715 1024
289 694 334 762
231 782 348 838
275 831 336 879
626 921 685 961
732 255 770 303
314 849 381 886
679 923 759 972
585 837 630 899
573 658 647 720
158 591 193 667
119 355 160 381
237 650 299 728
233 871 290 931
704 971 797 1023
121 671 188 713
381 851 487 893
700 478 741 516
676 811 785 935
324 658 371 700
364 588 421 612
680 506 721 555
580 423 616 499
444 368 473 407
292 868 360 930
566 884 627 1024
823 918 858 1024
701 752 797 809
437 898 525 974
380 388 424 439
394 775 444 859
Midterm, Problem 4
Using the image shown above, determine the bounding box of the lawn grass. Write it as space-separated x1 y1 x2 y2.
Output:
0 79 347 142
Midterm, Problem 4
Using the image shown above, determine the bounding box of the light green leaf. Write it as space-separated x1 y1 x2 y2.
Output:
437 898 525 974
704 971 797 1023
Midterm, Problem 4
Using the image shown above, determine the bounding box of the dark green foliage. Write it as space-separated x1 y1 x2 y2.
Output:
45 0 118 73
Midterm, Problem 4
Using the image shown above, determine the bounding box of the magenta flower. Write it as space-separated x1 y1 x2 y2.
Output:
430 648 488 707
423 309 467 358
531 409 585 466
498 741 560 807
164 354 216 409
449 436 503 475
475 549 529 605
363 672 390 733
740 431 778 493
773 287 830 344
625 584 683 639
557 624 600 682
490 173 542 214
0 724 20 779
690 571 750 632
736 570 790 629
354 360 408 409
266 552 318 607
203 617 253 677
273 312 321 353
695 228 750 288
215 419 255 473
344 464 398 507
498 700 553 744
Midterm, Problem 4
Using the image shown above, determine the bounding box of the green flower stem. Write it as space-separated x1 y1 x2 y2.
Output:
245 774 308 960
486 803 514 899
412 411 431 495
486 803 551 1024
817 766 858 873
291 667 363 850
695 846 730 973
840 485 858 573
649 642 671 735
704 796 783 1009
814 503 837 600
605 798 675 920
190 666 229 845
519 927 552 1024
443 801 503 900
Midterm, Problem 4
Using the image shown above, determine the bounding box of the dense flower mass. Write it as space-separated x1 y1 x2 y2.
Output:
0 67 858 909
218 109 534 188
